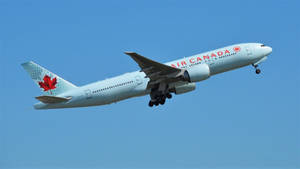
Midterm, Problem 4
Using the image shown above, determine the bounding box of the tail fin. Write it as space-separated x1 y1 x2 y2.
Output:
21 61 77 96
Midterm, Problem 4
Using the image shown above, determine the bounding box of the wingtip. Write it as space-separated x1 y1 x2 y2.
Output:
21 61 34 67
124 51 135 54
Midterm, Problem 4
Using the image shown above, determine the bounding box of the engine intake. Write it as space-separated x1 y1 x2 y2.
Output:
183 64 210 82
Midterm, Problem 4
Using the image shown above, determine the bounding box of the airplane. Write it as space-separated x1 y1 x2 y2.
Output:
22 43 272 109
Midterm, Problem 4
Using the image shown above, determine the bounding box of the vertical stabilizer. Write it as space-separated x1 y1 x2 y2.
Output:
21 61 77 96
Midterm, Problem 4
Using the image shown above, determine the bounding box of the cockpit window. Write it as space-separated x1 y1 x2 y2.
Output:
261 44 266 47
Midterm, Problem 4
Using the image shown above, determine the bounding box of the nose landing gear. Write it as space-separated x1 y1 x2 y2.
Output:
252 64 261 74
255 69 261 74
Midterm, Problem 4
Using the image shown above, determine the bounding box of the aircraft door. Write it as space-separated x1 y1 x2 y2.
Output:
135 75 143 85
246 45 252 56
84 89 92 99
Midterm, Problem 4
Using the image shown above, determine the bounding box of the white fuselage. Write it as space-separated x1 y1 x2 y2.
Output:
34 43 272 109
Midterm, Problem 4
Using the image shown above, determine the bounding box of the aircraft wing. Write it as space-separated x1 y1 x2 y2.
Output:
125 52 185 87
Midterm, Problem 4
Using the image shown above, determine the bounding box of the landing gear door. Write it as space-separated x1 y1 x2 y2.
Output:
135 75 143 85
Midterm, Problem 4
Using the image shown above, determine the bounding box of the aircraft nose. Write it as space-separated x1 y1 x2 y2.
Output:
264 46 272 56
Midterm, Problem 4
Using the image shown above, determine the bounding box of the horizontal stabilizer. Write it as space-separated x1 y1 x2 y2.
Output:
35 95 71 104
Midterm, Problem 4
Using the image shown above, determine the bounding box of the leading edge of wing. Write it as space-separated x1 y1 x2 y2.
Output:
124 51 181 73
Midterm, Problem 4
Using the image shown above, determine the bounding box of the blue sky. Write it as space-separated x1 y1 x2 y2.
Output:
0 0 299 168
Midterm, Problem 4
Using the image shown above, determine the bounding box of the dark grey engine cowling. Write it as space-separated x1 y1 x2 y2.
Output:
183 64 210 82
174 83 196 95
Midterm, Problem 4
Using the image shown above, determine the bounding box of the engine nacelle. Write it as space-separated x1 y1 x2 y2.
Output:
174 83 196 95
183 64 210 82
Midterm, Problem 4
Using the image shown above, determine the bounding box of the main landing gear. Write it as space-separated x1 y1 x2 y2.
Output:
252 64 261 74
148 93 172 107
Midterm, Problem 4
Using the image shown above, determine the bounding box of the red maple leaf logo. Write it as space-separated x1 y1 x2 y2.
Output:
233 46 241 52
38 75 57 93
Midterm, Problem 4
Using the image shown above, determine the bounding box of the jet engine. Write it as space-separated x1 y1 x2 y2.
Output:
174 83 196 95
183 64 210 82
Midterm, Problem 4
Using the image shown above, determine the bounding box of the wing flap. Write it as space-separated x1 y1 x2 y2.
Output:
35 95 71 104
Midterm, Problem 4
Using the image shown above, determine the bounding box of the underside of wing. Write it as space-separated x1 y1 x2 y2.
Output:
125 52 185 86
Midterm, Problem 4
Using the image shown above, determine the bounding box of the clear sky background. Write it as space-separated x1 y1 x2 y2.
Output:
0 0 299 169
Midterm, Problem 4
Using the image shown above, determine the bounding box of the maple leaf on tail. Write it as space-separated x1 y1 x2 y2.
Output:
38 75 57 94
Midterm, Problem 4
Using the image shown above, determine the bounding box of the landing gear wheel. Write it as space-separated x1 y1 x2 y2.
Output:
252 64 261 74
154 101 159 106
160 98 166 105
255 69 261 74
166 93 172 99
148 101 154 107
